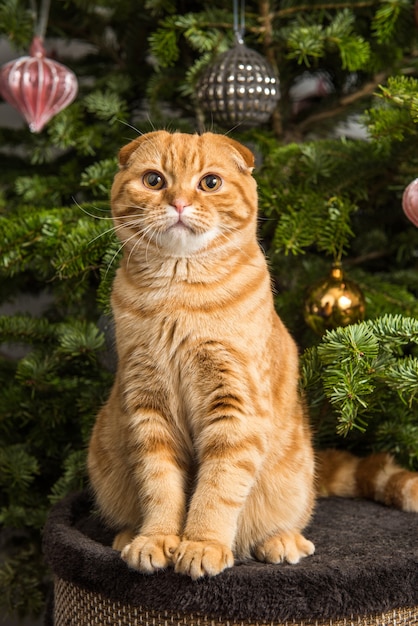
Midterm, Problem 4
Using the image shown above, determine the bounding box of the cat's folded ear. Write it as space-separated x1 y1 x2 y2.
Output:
223 136 255 173
117 131 167 168
118 139 142 168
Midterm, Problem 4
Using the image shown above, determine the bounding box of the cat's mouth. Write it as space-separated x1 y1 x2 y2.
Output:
167 217 195 233
159 209 217 255
171 221 191 230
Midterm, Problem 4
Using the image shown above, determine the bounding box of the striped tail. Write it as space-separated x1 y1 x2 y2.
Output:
316 449 418 513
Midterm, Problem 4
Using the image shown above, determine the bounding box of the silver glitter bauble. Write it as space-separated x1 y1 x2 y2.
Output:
196 41 280 127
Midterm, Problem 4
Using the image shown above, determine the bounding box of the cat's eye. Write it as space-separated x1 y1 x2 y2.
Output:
143 171 166 190
199 174 222 192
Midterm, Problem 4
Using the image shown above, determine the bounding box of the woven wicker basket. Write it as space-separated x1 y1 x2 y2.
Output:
43 492 418 626
53 577 418 626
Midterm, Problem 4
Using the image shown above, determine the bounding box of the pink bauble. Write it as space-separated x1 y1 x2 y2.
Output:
0 36 78 133
402 178 418 227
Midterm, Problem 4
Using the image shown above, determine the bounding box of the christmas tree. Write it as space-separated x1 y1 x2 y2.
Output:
0 0 417 618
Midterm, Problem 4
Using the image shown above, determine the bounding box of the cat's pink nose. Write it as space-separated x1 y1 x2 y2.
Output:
172 199 189 214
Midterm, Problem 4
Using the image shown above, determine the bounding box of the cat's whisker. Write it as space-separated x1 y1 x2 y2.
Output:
73 199 113 221
103 227 147 278
126 238 140 270
74 197 155 252
143 224 163 264
257 216 277 222
146 115 156 132
102 242 126 279
114 201 149 212
126 225 155 269
112 212 147 221
85 215 153 251
88 225 119 246
116 118 144 137
224 121 244 136
89 218 142 247
113 216 150 231
147 220 170 261
102 246 123 280
124 218 169 269
86 217 151 249
144 229 158 266
89 216 150 248
155 223 169 249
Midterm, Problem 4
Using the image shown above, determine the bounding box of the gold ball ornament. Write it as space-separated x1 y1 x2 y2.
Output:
304 264 365 335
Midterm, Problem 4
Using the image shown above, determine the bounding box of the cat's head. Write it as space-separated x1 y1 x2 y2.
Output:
110 131 258 259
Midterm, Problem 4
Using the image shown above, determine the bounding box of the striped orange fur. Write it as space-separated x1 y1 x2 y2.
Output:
316 449 418 513
87 131 417 581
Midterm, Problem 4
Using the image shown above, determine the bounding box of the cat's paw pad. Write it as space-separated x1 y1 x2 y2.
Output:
255 532 315 565
112 529 135 552
121 534 180 573
174 540 234 580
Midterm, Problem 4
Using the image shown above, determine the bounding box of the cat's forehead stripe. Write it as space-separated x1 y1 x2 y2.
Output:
161 141 204 174
135 133 236 175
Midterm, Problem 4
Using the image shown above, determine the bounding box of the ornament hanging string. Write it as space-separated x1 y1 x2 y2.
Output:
233 0 246 44
30 0 51 40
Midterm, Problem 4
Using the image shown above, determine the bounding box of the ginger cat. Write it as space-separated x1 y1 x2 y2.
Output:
88 130 418 580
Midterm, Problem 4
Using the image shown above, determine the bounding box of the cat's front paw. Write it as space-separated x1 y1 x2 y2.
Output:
254 531 315 565
174 540 234 580
121 534 180 573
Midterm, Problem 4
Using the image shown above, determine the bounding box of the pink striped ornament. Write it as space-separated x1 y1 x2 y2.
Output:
402 178 418 227
0 36 78 133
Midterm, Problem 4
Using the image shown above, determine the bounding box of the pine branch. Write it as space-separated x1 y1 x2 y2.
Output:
56 320 105 359
372 0 412 44
384 357 418 406
301 315 418 443
371 314 418 345
48 449 87 504
367 76 418 140
53 217 115 280
84 90 129 124
0 545 46 619
0 315 52 345
80 160 118 196
0 444 39 499
275 1 380 19
0 0 34 49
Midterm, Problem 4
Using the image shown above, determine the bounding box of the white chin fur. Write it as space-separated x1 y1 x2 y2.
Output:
158 225 219 257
